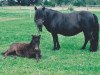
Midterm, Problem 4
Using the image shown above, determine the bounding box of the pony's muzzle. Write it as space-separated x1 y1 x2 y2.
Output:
38 25 42 32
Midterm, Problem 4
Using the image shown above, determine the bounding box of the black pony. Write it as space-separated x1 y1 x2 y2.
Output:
34 7 99 52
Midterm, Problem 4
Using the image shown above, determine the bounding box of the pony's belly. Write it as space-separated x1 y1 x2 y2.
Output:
59 30 82 36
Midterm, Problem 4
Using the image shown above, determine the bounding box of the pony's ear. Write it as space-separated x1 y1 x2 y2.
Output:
42 7 45 11
34 6 37 10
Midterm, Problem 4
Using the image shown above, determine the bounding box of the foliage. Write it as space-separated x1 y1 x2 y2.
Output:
0 2 2 6
1 0 100 6
72 0 86 6
43 0 55 7
85 0 97 5
20 0 30 6
8 0 16 6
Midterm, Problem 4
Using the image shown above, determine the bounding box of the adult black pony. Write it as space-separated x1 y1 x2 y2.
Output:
34 6 99 52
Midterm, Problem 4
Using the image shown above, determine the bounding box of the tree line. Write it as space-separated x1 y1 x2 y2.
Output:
0 0 100 6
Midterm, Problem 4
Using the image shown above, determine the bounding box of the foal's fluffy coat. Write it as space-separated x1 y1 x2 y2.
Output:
2 35 41 61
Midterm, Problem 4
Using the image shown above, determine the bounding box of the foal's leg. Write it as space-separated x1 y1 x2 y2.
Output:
4 49 14 58
52 33 60 50
16 50 21 56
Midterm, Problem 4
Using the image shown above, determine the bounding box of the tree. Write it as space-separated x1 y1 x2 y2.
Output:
20 0 30 6
8 0 16 6
17 0 21 5
85 0 97 5
73 0 86 6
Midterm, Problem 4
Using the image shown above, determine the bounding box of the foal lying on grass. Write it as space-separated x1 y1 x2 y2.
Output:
1 35 41 62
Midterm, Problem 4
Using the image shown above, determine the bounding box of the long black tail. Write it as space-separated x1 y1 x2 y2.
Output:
91 14 99 51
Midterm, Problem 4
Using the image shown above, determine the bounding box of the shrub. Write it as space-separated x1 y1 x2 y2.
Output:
8 0 16 6
44 1 55 7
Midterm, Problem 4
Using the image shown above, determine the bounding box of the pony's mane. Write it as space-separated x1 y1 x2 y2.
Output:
44 8 61 14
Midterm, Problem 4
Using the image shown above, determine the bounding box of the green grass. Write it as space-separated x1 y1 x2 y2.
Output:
0 7 100 75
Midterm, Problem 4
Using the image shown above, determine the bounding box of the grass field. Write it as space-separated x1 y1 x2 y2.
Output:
0 7 100 75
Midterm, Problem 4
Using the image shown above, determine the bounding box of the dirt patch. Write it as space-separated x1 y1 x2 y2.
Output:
0 17 22 22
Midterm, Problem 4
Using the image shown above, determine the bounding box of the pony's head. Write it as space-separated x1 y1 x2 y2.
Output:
34 6 45 32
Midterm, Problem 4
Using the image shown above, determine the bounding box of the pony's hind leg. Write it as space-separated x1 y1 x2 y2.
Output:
82 30 92 50
90 31 99 52
90 14 99 52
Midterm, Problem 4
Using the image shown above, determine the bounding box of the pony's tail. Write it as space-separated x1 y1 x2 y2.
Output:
91 14 99 52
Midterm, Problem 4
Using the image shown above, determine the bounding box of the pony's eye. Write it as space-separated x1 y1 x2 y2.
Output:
42 20 44 22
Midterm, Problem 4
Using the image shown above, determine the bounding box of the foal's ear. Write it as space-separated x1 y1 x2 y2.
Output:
31 35 35 37
42 7 45 11
34 6 37 10
39 35 41 38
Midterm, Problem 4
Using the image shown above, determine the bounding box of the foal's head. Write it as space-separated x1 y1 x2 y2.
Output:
31 35 41 47
34 6 45 32
31 35 41 61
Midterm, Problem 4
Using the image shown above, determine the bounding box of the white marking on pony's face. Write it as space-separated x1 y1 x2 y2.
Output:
34 7 45 32
36 19 43 32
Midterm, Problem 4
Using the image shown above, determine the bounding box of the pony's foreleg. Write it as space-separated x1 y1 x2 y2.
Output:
81 38 88 49
56 35 60 49
51 33 60 50
81 33 89 49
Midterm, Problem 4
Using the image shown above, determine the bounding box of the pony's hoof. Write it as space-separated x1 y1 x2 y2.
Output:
81 47 85 50
90 48 97 52
57 47 60 50
52 48 56 50
52 47 60 51
90 50 97 52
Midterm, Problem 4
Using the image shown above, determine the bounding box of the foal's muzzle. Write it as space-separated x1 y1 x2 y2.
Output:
35 50 41 62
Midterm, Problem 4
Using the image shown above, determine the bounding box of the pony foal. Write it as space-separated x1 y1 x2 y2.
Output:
2 35 41 61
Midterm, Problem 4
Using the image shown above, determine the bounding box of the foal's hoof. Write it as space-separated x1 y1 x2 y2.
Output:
3 57 6 59
14 56 17 59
